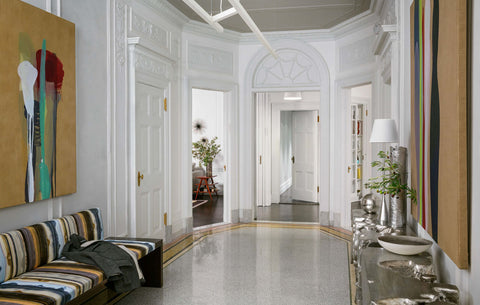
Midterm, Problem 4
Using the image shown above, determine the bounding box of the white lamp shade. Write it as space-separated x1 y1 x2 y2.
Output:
284 92 302 101
369 119 399 143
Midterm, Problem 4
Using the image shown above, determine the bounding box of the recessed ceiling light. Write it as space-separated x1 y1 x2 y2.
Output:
284 92 302 101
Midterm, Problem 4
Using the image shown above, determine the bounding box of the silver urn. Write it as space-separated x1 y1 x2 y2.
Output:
361 193 377 214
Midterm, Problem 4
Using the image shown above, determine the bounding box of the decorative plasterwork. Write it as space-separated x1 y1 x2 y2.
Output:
130 11 169 50
380 47 392 84
253 49 321 88
171 36 180 59
372 25 397 55
339 36 376 72
115 1 127 65
135 52 168 76
380 0 397 25
188 44 234 75
138 0 189 28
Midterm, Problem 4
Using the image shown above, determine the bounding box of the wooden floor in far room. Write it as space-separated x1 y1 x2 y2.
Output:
193 195 224 228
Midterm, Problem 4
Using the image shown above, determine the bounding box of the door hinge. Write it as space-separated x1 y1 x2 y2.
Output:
164 213 167 226
291 156 295 164
259 155 262 165
164 98 167 112
365 109 368 116
317 186 319 193
317 115 320 122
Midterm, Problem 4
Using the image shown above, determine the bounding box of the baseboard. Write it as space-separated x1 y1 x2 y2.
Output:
239 209 253 223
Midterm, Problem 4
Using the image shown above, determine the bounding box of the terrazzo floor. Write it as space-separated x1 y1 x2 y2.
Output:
118 226 350 305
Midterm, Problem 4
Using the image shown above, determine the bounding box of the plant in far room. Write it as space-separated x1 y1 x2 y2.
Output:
192 119 207 134
192 137 221 176
365 150 416 202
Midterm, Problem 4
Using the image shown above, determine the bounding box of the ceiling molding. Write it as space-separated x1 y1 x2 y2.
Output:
137 0 190 29
372 24 397 55
180 0 382 44
183 20 241 42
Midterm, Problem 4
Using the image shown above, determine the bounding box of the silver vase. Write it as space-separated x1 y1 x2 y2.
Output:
390 146 408 228
390 192 406 228
379 194 389 226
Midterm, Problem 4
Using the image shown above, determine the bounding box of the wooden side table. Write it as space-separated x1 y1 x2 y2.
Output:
195 175 218 200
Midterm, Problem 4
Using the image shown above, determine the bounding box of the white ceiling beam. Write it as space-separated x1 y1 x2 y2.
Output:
212 7 238 23
183 0 224 32
227 0 279 59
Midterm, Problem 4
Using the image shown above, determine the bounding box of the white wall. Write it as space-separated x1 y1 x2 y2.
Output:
279 111 293 194
192 88 225 185
0 0 109 234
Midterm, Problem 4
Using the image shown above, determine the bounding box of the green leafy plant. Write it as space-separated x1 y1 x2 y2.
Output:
365 151 416 202
192 137 221 167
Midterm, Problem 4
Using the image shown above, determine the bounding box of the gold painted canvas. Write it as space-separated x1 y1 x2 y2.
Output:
0 0 76 208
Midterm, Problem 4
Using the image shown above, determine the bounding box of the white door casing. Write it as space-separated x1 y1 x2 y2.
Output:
292 111 318 202
255 93 271 207
135 83 165 238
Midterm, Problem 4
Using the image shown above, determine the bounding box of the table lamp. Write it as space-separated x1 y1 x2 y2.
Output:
369 119 399 226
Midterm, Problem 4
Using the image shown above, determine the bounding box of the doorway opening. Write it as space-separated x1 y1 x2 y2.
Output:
346 83 372 205
255 91 321 223
191 88 226 228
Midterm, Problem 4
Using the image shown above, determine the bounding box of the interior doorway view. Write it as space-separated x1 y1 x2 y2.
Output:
346 84 372 205
255 92 320 223
191 88 226 228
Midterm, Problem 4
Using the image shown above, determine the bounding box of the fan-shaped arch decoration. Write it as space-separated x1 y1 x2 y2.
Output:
254 50 321 88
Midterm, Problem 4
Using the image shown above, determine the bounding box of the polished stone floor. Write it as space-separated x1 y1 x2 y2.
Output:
119 226 350 305
255 203 320 222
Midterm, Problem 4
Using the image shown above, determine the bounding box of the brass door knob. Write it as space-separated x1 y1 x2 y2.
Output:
138 171 144 186
348 166 351 173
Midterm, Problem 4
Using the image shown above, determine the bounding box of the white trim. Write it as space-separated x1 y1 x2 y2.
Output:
55 0 61 16
127 42 137 236
106 0 113 236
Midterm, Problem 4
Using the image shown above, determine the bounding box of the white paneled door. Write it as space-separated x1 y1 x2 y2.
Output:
135 83 165 238
292 111 318 202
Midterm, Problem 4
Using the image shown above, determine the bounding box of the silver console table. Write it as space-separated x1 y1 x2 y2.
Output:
351 202 459 305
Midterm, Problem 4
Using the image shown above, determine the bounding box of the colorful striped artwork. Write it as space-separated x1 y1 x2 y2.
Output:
410 0 468 269
0 0 76 208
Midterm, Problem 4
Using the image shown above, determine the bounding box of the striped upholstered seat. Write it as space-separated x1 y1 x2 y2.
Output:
0 259 104 305
0 208 156 305
104 240 155 260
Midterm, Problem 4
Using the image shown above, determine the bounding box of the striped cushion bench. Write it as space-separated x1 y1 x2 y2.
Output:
0 209 162 305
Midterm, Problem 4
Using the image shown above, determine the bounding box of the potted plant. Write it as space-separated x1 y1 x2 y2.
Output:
365 150 416 227
192 137 221 177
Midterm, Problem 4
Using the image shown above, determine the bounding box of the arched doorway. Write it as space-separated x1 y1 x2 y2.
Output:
240 39 333 225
